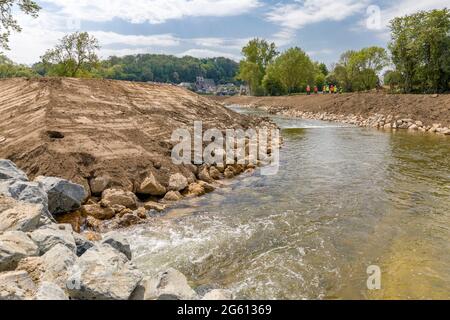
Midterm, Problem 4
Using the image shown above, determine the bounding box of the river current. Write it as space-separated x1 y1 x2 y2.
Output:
123 106 450 299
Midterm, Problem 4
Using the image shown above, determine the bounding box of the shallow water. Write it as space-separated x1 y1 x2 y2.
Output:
123 106 450 300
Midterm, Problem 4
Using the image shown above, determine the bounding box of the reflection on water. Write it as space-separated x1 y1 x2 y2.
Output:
123 106 450 300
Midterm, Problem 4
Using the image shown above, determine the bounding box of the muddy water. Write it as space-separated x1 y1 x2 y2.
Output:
123 106 450 300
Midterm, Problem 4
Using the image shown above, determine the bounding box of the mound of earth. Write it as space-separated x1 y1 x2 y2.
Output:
0 78 267 196
216 93 450 127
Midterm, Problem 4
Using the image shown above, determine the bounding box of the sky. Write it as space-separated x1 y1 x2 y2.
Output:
6 0 450 66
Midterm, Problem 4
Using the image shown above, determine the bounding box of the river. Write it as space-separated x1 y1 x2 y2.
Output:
123 106 450 300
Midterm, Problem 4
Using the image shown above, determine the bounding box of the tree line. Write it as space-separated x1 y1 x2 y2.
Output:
0 2 449 94
0 30 239 84
238 9 449 95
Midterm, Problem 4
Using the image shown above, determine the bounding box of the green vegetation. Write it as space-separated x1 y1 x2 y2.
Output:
0 0 40 50
97 54 238 84
329 47 389 92
41 32 100 77
239 8 449 96
237 38 278 95
0 54 37 77
1 7 448 96
389 9 450 93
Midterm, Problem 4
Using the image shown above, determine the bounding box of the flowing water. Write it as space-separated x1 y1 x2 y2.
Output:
123 106 450 300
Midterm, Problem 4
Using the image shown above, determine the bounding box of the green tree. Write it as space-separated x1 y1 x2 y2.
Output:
237 38 278 95
389 9 450 93
41 32 100 77
332 47 388 92
0 53 37 77
262 64 286 96
317 62 329 76
384 70 402 91
0 0 40 50
274 47 316 93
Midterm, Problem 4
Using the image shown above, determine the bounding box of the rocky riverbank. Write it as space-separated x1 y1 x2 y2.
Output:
0 78 277 232
215 93 450 135
0 78 280 300
0 159 233 300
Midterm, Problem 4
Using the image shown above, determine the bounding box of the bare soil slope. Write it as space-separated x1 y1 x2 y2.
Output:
217 93 450 127
0 78 264 194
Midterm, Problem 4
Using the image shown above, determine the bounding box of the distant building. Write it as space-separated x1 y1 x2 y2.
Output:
195 77 216 94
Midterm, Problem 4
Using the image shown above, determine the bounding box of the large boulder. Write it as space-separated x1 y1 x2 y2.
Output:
0 231 39 271
168 173 188 192
35 176 87 215
0 180 48 207
0 196 43 232
0 180 54 225
66 244 142 300
0 271 36 300
35 281 69 300
138 173 166 196
0 160 28 181
132 268 196 300
101 189 138 210
29 224 77 255
40 244 78 289
202 289 234 300
17 244 77 291
101 231 132 260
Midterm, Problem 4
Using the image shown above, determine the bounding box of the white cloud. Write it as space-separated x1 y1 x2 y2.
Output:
267 0 369 30
8 14 181 64
378 0 450 29
41 0 261 24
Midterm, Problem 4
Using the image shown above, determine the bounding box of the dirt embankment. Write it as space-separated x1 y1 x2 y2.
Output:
216 93 450 128
0 78 268 196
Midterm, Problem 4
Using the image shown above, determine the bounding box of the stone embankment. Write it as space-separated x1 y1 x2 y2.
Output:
217 93 450 136
0 78 277 232
0 159 234 300
280 110 450 135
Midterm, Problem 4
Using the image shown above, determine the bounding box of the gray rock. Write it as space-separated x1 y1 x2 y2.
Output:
29 224 77 255
202 289 234 300
35 281 69 300
0 231 39 271
0 160 28 181
66 244 142 300
0 180 55 224
40 244 78 289
135 268 196 300
0 196 43 232
101 231 132 260
35 176 88 215
168 173 188 191
73 233 94 257
0 271 36 300
0 179 48 208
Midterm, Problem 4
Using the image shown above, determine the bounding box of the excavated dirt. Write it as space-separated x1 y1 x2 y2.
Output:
214 93 450 127
0 78 268 195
